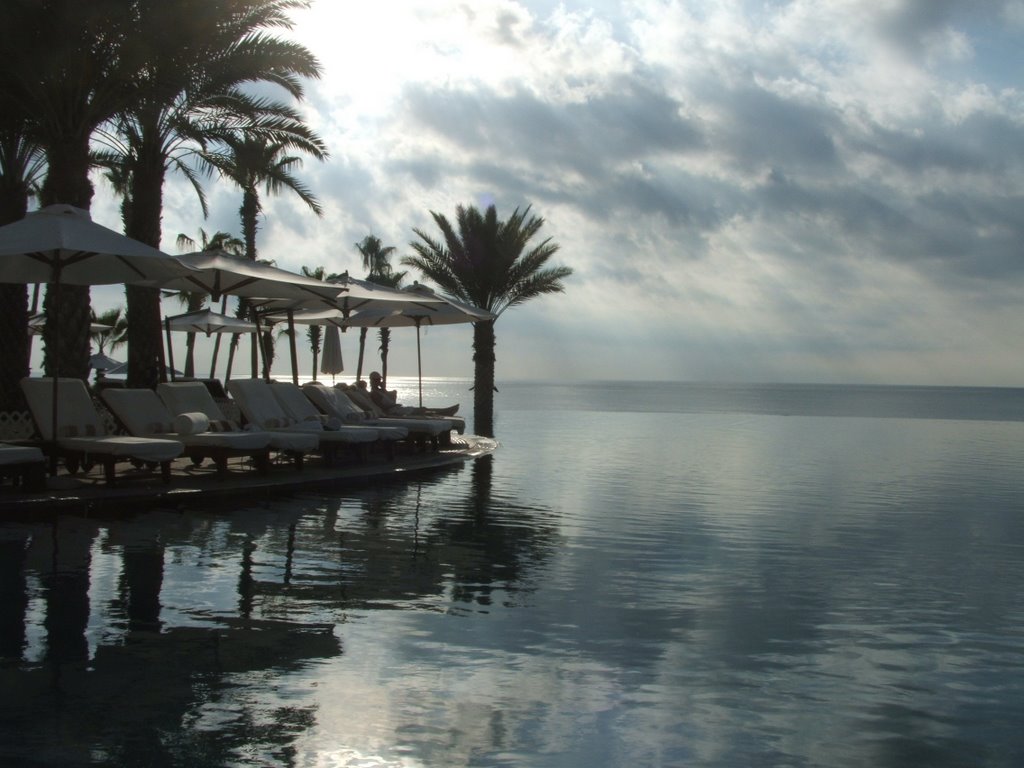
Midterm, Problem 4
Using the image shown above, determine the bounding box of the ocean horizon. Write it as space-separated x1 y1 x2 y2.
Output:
2 380 1022 766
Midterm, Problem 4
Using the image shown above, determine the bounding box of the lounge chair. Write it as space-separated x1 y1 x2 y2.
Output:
307 382 454 450
268 381 407 460
20 377 182 485
101 388 272 477
157 381 317 470
226 379 380 465
0 443 47 491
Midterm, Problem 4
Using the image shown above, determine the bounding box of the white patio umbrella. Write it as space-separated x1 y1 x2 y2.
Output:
266 286 493 405
155 250 355 381
162 308 258 380
164 308 258 334
342 290 494 407
88 352 122 372
161 250 347 304
28 314 112 336
320 325 344 382
0 204 196 457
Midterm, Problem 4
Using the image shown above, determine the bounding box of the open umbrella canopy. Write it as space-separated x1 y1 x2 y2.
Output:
159 250 346 304
0 204 191 284
88 352 122 371
342 289 494 406
28 314 112 336
165 308 257 335
253 273 443 316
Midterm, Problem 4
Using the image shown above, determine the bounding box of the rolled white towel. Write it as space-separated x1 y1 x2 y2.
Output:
173 411 210 436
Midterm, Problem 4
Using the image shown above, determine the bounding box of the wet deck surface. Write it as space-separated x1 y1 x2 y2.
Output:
0 435 497 516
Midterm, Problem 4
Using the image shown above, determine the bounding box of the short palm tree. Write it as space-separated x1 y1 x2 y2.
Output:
301 265 327 378
91 307 128 357
406 204 572 436
173 229 245 378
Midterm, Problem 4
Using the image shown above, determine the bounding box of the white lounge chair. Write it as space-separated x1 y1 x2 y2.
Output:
0 443 47 491
269 380 407 460
324 383 455 449
157 381 317 470
227 379 380 465
20 377 182 485
101 388 272 477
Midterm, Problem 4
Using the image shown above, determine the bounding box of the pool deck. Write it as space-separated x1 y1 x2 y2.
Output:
0 434 497 517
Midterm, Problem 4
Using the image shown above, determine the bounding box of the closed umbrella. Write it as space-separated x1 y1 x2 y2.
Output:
320 325 344 382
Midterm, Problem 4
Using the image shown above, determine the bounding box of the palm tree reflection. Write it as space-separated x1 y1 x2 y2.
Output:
0 458 556 763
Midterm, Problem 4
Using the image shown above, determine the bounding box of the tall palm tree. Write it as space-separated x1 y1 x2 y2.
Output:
174 229 244 378
208 133 326 377
98 0 323 386
0 0 148 381
353 235 402 383
0 124 46 411
406 204 572 436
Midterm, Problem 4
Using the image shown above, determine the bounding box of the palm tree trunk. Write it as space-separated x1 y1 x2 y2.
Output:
0 184 30 411
379 328 391 385
125 146 166 388
182 292 205 378
40 133 93 380
356 327 368 381
472 320 497 437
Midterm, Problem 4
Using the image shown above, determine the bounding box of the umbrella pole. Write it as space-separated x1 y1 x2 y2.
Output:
288 310 299 385
26 283 39 371
209 295 227 379
163 317 176 382
48 275 62 475
416 321 423 408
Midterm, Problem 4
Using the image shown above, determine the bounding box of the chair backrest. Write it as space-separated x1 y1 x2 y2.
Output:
304 383 368 422
268 381 323 423
340 385 385 417
102 388 174 436
227 378 312 431
20 377 108 440
158 381 231 423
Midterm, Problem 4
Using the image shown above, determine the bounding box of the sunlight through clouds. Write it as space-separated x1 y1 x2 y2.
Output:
84 0 1024 386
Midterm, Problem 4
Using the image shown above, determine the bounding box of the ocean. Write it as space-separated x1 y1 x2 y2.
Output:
2 379 1023 767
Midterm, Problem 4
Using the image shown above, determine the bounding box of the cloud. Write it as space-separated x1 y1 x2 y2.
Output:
75 0 1024 386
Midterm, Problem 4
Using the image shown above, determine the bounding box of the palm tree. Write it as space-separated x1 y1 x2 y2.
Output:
0 124 46 411
91 307 128 357
353 235 405 383
97 0 323 386
208 133 327 377
299 265 328 378
405 204 572 436
0 0 149 380
174 229 244 378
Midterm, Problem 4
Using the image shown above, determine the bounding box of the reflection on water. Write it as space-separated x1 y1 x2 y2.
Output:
3 384 1024 767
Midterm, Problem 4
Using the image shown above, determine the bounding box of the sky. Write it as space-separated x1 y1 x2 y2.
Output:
84 0 1024 386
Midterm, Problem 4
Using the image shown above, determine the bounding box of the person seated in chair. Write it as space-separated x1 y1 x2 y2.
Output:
368 371 459 417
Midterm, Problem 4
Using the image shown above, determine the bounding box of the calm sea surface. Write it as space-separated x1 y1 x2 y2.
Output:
2 380 1024 767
